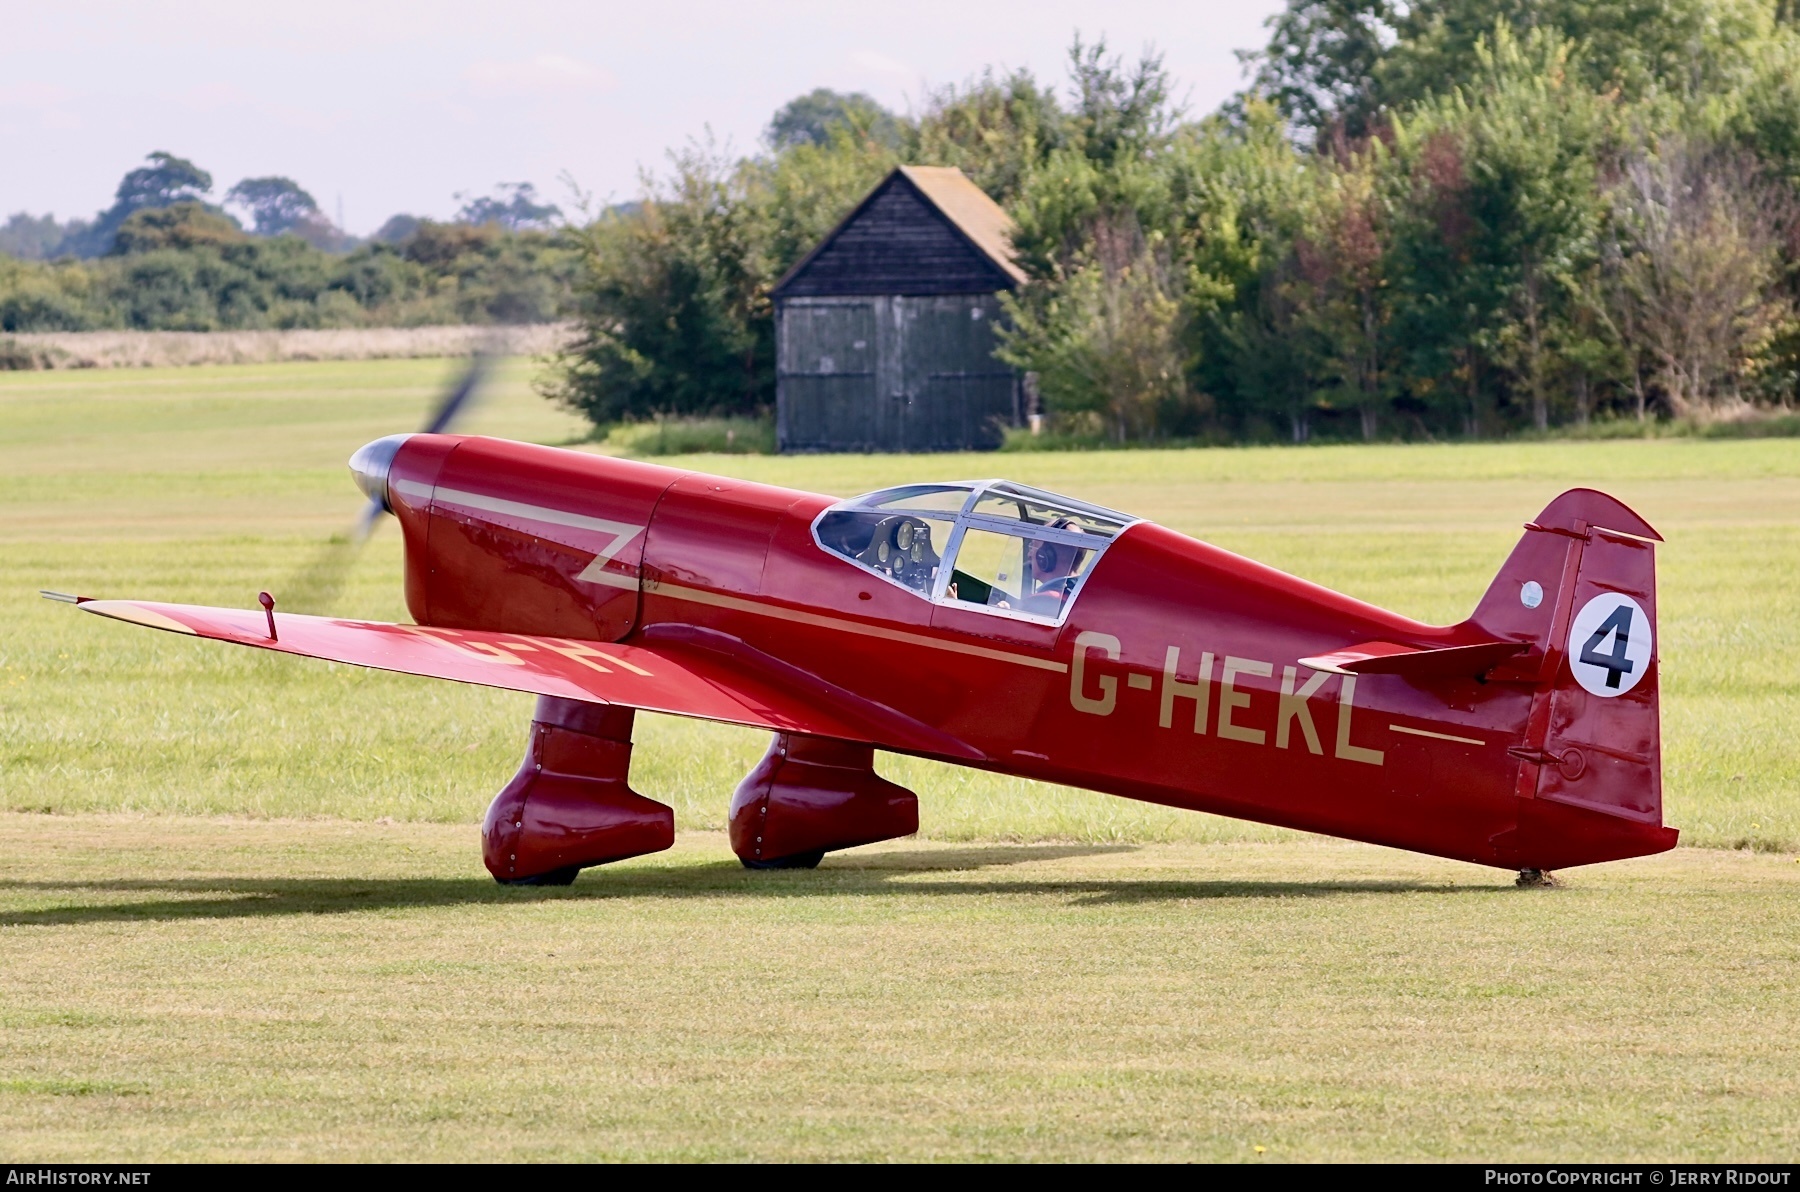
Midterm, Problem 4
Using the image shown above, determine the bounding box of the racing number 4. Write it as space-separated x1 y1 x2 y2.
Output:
1578 604 1635 690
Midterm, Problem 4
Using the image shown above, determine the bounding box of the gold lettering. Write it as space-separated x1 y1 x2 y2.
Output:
1334 675 1386 766
1276 665 1330 753
1159 646 1214 732
1070 631 1121 716
443 640 527 665
536 639 615 674
1218 657 1272 744
395 625 526 666
605 651 654 677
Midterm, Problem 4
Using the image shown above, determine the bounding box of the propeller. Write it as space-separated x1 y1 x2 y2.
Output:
281 351 493 614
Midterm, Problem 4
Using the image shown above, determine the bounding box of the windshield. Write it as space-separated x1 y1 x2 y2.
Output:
811 479 1134 622
967 483 1129 537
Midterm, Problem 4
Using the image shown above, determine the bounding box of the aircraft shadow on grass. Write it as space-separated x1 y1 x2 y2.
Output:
0 843 1499 927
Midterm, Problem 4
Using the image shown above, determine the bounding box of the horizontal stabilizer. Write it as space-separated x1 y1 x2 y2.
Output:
74 598 979 760
1300 639 1528 679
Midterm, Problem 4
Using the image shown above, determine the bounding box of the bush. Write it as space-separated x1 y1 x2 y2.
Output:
1696 410 1800 438
0 223 577 332
0 337 61 370
596 414 776 456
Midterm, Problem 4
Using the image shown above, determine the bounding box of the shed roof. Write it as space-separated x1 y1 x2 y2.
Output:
895 167 1029 287
771 166 1028 298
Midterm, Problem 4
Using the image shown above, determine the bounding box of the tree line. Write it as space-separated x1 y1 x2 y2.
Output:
555 0 1800 441
10 3 1799 439
0 155 574 332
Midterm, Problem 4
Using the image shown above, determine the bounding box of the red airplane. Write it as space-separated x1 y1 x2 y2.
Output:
57 429 1674 885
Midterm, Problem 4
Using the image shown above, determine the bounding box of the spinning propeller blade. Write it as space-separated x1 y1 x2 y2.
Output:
282 352 492 612
420 350 491 436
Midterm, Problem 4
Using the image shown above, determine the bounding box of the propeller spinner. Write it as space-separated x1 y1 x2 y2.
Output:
347 433 411 534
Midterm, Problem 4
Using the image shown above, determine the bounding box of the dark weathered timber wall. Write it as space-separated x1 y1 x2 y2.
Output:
775 177 1016 298
777 294 1018 452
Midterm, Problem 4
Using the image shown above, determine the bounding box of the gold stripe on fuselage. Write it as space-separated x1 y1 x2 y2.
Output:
646 579 1070 674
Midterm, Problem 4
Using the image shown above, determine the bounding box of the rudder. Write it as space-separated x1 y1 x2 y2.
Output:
1466 489 1672 843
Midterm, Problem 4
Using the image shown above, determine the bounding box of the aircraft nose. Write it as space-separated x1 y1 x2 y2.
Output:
347 434 413 512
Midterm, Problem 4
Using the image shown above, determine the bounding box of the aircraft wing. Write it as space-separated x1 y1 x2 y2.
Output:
74 598 979 760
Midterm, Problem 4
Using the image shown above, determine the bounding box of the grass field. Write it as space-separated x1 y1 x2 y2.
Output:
1 357 1794 848
1 358 1797 1161
3 819 1797 1161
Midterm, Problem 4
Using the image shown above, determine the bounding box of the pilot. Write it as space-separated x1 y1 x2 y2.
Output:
945 520 1091 613
1020 520 1090 613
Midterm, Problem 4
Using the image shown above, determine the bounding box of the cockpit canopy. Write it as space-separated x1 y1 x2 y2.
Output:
813 480 1135 624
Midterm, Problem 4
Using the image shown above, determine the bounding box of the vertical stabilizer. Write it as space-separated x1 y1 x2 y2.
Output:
1467 489 1667 832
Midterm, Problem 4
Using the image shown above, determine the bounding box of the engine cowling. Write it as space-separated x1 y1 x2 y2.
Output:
380 436 685 641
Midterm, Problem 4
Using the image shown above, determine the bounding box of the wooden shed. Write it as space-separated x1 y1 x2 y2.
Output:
772 166 1029 453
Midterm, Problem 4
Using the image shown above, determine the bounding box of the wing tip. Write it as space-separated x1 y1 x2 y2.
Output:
76 599 198 636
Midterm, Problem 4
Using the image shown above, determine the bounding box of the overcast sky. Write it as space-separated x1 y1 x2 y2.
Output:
3 1 1285 235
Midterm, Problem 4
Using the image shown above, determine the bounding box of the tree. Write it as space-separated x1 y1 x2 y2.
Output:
1234 0 1398 140
108 203 246 255
1730 27 1800 187
1181 101 1320 438
1237 0 1782 146
1065 36 1180 168
1376 27 1612 433
998 218 1197 441
1608 138 1796 413
912 68 1065 205
1383 124 1506 435
1461 28 1607 431
535 18 1800 440
0 212 575 333
1380 0 1774 112
113 151 212 214
1004 38 1186 280
224 177 321 236
0 213 73 261
372 214 423 245
1289 146 1393 439
766 89 904 150
456 183 562 231
58 152 218 257
550 143 776 423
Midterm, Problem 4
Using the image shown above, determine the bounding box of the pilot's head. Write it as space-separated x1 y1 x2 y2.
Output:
1029 521 1088 585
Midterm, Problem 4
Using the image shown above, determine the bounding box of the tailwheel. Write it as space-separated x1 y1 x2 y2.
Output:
501 865 582 887
1515 868 1559 888
741 850 825 871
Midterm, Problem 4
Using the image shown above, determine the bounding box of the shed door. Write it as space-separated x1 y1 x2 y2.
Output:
779 302 878 451
901 297 1016 451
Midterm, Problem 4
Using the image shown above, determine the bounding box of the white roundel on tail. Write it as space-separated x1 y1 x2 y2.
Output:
1567 593 1652 697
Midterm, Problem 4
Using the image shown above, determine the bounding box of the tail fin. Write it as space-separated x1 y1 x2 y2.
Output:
1467 489 1667 829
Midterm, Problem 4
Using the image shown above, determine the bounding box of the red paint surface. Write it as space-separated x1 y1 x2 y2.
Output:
83 436 1678 875
482 698 673 880
729 734 919 865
